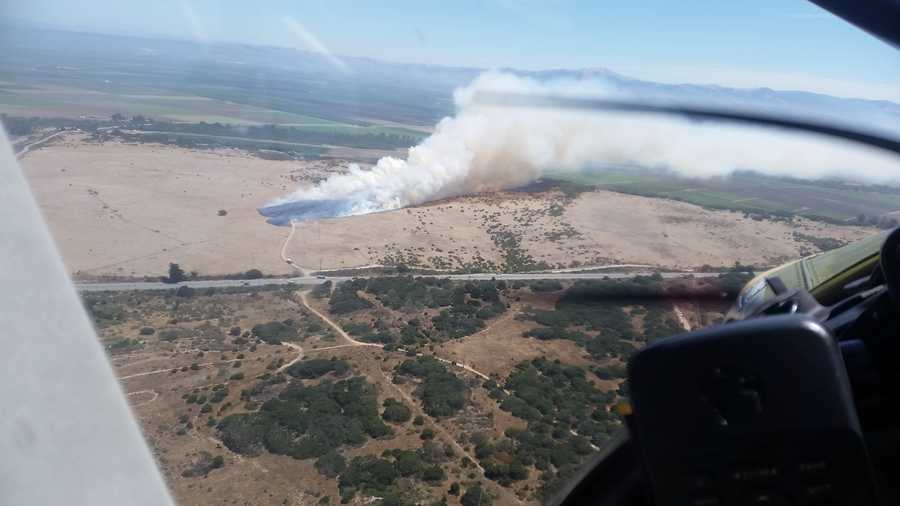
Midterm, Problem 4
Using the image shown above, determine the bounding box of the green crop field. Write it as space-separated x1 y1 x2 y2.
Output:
546 169 900 225
0 32 450 136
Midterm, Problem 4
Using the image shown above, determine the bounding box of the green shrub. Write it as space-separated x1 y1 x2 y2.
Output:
105 338 143 352
175 286 195 298
310 280 332 299
158 328 181 342
422 465 445 482
343 322 372 336
338 456 398 501
381 399 412 424
529 280 563 292
395 357 468 417
474 357 620 496
461 482 492 506
594 364 627 380
180 451 224 477
251 321 296 344
328 279 373 314
209 389 228 403
315 450 346 478
286 358 349 379
217 377 390 459
163 263 186 284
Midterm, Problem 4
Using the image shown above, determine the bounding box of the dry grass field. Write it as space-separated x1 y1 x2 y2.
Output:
21 134 876 280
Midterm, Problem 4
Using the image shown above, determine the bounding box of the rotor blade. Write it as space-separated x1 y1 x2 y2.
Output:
0 127 174 505
473 92 900 158
808 0 900 49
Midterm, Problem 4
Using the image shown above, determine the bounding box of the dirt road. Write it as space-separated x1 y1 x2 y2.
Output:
674 305 692 332
119 358 241 380
280 220 305 274
297 290 500 383
294 289 523 503
298 290 383 348
276 341 305 372
15 130 65 158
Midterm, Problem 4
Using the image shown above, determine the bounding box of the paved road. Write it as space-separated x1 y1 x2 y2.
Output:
75 271 719 292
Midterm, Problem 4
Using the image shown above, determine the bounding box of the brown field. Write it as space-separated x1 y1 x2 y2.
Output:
87 273 731 505
290 191 875 273
22 134 312 278
21 135 876 280
91 285 564 504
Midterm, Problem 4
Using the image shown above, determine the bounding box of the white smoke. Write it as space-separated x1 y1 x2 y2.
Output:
267 71 900 220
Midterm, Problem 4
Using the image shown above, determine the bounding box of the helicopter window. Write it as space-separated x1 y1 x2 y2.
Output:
2 1 898 504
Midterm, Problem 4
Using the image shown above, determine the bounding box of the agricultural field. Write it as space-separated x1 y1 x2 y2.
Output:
88 274 743 505
0 26 434 161
0 26 461 128
546 169 900 226
3 114 423 161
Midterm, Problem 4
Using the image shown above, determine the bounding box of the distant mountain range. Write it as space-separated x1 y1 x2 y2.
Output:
2 23 898 135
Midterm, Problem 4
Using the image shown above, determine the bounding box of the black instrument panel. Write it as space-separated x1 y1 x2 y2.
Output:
628 316 878 506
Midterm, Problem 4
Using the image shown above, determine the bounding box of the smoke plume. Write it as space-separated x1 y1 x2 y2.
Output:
260 71 900 225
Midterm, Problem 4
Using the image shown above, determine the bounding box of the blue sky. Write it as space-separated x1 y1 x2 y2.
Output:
4 0 899 101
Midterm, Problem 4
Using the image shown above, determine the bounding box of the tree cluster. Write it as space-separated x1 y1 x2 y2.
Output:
251 320 298 344
217 377 391 459
286 357 350 379
394 356 468 417
381 398 412 423
337 442 449 503
328 278 374 314
480 358 620 500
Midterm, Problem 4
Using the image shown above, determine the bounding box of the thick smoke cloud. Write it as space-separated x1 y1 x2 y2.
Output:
260 71 900 225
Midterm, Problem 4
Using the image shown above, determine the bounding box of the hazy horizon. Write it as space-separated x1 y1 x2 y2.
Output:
2 0 898 103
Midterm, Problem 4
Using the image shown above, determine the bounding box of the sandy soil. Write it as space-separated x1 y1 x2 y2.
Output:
22 135 877 278
561 192 873 270
288 190 874 272
22 134 302 278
